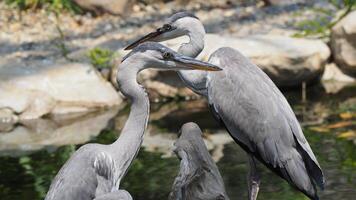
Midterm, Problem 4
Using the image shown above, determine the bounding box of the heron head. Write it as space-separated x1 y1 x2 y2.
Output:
125 12 204 50
121 42 221 71
179 122 203 138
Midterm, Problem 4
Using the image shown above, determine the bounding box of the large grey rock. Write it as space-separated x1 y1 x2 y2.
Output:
72 0 133 15
159 34 330 87
0 59 121 119
331 11 356 76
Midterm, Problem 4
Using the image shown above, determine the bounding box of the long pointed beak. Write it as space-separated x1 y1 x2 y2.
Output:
125 30 162 50
173 55 222 71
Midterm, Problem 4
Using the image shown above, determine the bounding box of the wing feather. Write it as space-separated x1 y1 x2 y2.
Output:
45 145 99 200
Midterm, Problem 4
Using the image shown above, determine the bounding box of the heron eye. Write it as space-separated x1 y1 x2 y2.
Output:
163 24 172 30
163 52 173 59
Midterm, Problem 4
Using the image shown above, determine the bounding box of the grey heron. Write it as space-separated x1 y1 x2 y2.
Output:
170 122 229 200
45 42 221 200
125 12 325 200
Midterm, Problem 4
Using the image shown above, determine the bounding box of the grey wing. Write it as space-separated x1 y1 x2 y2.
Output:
94 190 133 200
169 149 196 200
93 151 120 193
45 145 99 200
206 48 324 196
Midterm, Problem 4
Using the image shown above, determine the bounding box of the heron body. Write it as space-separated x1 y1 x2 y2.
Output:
45 42 221 200
46 144 133 200
170 122 229 200
125 12 324 200
207 48 323 199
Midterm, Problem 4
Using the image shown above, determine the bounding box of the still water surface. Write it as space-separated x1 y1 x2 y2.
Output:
0 84 355 200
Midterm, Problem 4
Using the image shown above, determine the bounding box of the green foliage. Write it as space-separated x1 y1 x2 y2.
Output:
5 0 82 13
17 146 76 199
293 0 356 38
0 145 76 200
53 24 74 61
293 14 331 38
87 48 115 69
122 150 179 200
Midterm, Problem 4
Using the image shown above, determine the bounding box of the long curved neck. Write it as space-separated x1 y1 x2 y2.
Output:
110 60 149 184
178 27 205 58
177 22 208 96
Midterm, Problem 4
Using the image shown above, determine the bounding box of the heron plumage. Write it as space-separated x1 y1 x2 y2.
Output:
123 11 325 199
206 47 324 199
45 42 220 200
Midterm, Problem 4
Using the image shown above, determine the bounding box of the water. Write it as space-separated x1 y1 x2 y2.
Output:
0 84 355 200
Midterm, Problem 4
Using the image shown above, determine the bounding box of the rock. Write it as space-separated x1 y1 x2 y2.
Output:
146 81 178 99
72 0 133 15
321 63 355 94
322 63 355 82
0 108 18 132
112 56 199 100
0 108 18 124
0 59 121 119
160 34 330 87
322 81 355 94
262 0 306 6
331 11 356 77
140 71 199 101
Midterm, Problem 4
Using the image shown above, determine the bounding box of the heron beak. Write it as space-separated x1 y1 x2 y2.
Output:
125 30 162 50
173 55 222 71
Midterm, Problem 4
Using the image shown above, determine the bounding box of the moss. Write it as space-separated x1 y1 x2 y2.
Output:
87 47 115 69
5 0 82 13
293 0 356 38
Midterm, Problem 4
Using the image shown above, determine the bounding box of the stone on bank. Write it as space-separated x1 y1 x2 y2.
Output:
331 11 356 77
160 34 330 87
0 60 121 120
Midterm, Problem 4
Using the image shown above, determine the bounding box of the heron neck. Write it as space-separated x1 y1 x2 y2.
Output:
111 61 149 183
178 28 208 96
178 27 204 58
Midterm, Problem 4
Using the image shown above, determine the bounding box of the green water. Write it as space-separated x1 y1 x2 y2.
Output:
0 84 355 200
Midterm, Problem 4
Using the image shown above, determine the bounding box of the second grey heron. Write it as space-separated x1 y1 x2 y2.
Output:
45 42 221 200
125 12 325 200
170 122 229 200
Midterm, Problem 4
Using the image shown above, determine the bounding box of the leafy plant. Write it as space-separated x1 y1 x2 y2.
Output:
5 0 82 13
293 0 356 38
53 24 75 61
87 48 115 69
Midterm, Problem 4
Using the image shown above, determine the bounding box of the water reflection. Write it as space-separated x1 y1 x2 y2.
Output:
0 108 119 156
0 84 355 200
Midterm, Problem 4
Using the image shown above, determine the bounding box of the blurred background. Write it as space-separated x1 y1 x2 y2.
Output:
0 0 355 199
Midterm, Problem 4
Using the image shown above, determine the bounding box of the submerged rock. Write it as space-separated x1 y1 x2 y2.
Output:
321 63 355 94
0 58 121 119
161 34 330 87
331 11 356 77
